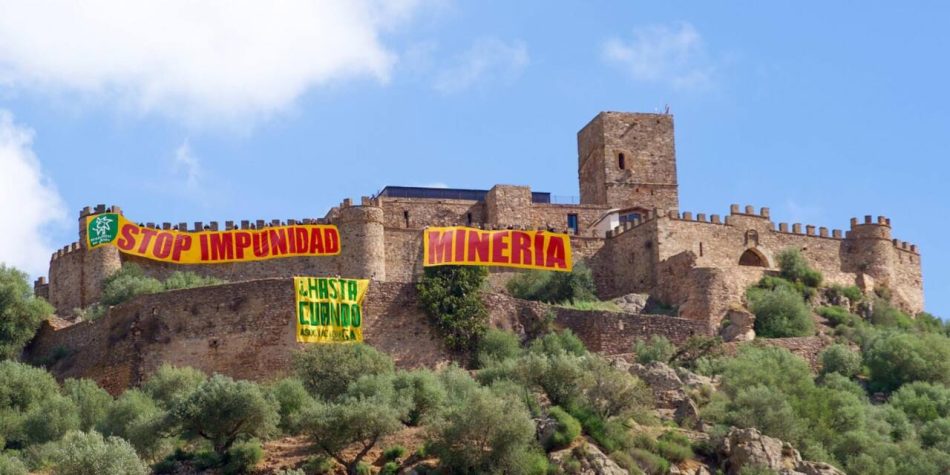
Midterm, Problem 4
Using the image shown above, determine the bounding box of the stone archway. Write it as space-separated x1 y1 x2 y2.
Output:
739 248 769 267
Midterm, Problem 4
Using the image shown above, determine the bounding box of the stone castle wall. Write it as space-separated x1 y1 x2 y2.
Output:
26 278 713 394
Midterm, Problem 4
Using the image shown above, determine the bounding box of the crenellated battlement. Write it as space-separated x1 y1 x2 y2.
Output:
50 241 82 261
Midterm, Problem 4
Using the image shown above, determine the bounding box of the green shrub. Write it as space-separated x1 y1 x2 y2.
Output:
748 286 814 337
545 406 581 450
302 455 335 474
915 312 950 335
355 462 372 475
392 369 447 426
98 388 167 458
777 248 823 288
919 418 950 450
416 265 489 351
268 378 315 434
819 344 861 378
869 299 914 328
0 265 53 360
100 264 226 307
628 448 669 475
584 356 651 419
169 374 279 459
476 328 523 367
656 431 692 463
817 306 857 327
529 330 587 357
382 444 406 461
888 382 950 423
609 451 645 475
827 284 864 303
48 430 148 475
429 386 536 473
864 331 950 392
506 263 597 304
100 264 164 306
22 394 80 445
633 335 674 364
162 271 225 291
62 378 113 431
302 397 403 474
0 453 28 475
381 461 400 475
222 438 263 475
142 364 207 409
292 343 394 401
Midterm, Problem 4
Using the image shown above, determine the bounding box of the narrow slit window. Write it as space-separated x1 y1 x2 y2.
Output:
466 212 473 226
403 210 409 228
567 214 579 234
618 153 626 170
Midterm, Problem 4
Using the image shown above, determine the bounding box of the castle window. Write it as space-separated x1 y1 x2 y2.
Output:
699 242 704 257
466 212 473 226
618 153 625 170
403 210 409 228
567 214 579 234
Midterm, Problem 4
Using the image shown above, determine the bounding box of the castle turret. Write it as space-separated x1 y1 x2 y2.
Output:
845 215 894 289
336 204 386 281
577 112 678 212
79 205 123 308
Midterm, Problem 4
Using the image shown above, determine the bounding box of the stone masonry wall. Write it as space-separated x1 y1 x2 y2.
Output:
555 310 710 354
26 279 454 394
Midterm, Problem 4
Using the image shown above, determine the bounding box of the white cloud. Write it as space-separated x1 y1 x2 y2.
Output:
603 22 714 89
434 38 529 93
0 110 66 276
0 0 430 124
173 140 201 190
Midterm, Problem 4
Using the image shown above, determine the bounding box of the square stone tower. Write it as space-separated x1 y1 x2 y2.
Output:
577 112 679 212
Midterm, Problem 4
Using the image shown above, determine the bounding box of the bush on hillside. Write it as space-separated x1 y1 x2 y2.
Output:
633 335 674 364
168 374 279 460
869 299 914 328
98 388 169 459
817 306 857 327
47 430 148 475
476 328 523 367
819 344 862 378
62 378 113 432
428 386 540 473
544 406 581 450
301 397 403 474
863 331 950 392
0 265 53 360
292 344 394 401
416 265 489 351
506 263 597 304
268 378 315 435
392 369 447 426
747 286 814 338
142 364 207 409
776 248 823 288
100 264 226 307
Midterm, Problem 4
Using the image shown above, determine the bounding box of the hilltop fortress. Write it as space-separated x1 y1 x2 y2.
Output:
29 111 924 390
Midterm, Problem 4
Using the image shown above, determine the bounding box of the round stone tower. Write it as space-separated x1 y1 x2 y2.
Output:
336 205 386 281
845 215 894 288
79 204 123 307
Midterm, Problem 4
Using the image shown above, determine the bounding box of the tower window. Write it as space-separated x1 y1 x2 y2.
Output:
618 153 626 170
567 214 579 234
403 210 409 228
466 212 473 226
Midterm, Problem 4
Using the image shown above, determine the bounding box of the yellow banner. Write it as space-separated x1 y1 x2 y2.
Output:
85 213 340 264
423 226 573 272
295 277 368 343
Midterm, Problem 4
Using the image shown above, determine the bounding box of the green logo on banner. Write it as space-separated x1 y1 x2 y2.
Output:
88 213 119 247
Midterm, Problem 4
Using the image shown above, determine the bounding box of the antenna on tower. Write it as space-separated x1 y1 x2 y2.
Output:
664 104 670 115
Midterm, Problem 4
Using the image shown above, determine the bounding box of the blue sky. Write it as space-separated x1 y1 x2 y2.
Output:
0 1 947 316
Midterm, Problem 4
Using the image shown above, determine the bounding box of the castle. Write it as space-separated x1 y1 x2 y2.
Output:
35 111 924 331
